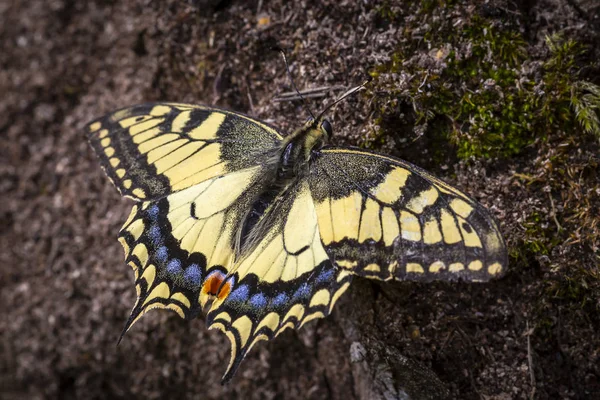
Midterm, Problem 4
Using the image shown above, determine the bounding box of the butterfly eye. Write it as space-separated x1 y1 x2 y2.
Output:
321 119 333 137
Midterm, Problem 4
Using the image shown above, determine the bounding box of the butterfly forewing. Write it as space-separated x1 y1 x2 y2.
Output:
87 103 282 200
308 147 507 282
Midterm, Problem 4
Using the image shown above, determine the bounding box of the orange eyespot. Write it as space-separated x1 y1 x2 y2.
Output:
216 279 232 300
201 271 233 301
202 271 225 296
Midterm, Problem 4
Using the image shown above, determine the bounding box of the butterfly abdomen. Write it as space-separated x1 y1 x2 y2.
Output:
237 187 281 253
235 129 321 257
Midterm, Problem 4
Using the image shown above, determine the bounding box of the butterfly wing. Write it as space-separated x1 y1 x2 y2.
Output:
87 102 282 200
118 166 271 335
205 180 353 383
87 103 282 335
308 147 507 282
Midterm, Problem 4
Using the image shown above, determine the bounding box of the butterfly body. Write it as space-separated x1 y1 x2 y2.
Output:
235 119 329 251
87 102 507 383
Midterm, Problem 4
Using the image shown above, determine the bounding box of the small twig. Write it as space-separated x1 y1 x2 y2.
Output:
273 92 331 102
276 86 341 96
212 63 226 102
526 320 536 400
417 73 429 93
548 192 563 232
273 85 347 102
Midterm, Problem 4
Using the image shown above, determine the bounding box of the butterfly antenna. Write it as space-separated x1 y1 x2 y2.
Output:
315 77 371 121
274 47 316 120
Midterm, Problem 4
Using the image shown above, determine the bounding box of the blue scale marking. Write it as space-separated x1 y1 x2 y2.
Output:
228 285 250 303
146 205 160 220
148 224 162 245
155 246 168 264
316 268 334 284
183 264 202 286
292 283 310 301
166 259 183 275
272 293 289 307
249 293 267 309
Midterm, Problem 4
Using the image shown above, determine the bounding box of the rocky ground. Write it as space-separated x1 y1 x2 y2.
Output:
1 0 599 399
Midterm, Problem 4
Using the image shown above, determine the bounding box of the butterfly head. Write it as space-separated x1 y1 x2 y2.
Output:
321 119 333 138
303 116 332 139
297 116 332 153
280 116 332 169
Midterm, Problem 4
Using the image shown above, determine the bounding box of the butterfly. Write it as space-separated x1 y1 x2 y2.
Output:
87 101 507 383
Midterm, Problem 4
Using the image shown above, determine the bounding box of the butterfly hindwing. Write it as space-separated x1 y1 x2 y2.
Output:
205 180 353 383
87 102 282 200
308 147 507 282
118 201 204 326
117 166 272 335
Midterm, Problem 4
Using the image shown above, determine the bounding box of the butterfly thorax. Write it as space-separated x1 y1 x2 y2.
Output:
278 120 328 178
236 121 328 257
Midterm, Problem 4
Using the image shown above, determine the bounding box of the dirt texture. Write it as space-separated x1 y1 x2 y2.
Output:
1 0 599 399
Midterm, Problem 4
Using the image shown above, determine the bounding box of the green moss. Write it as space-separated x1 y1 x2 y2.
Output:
534 315 556 340
510 210 563 260
545 266 600 316
368 4 600 159
369 2 600 280
571 81 600 138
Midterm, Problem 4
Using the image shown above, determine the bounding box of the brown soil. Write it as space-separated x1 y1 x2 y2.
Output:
1 1 599 399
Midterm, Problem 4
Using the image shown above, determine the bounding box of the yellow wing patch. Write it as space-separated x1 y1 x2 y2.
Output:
228 182 329 284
